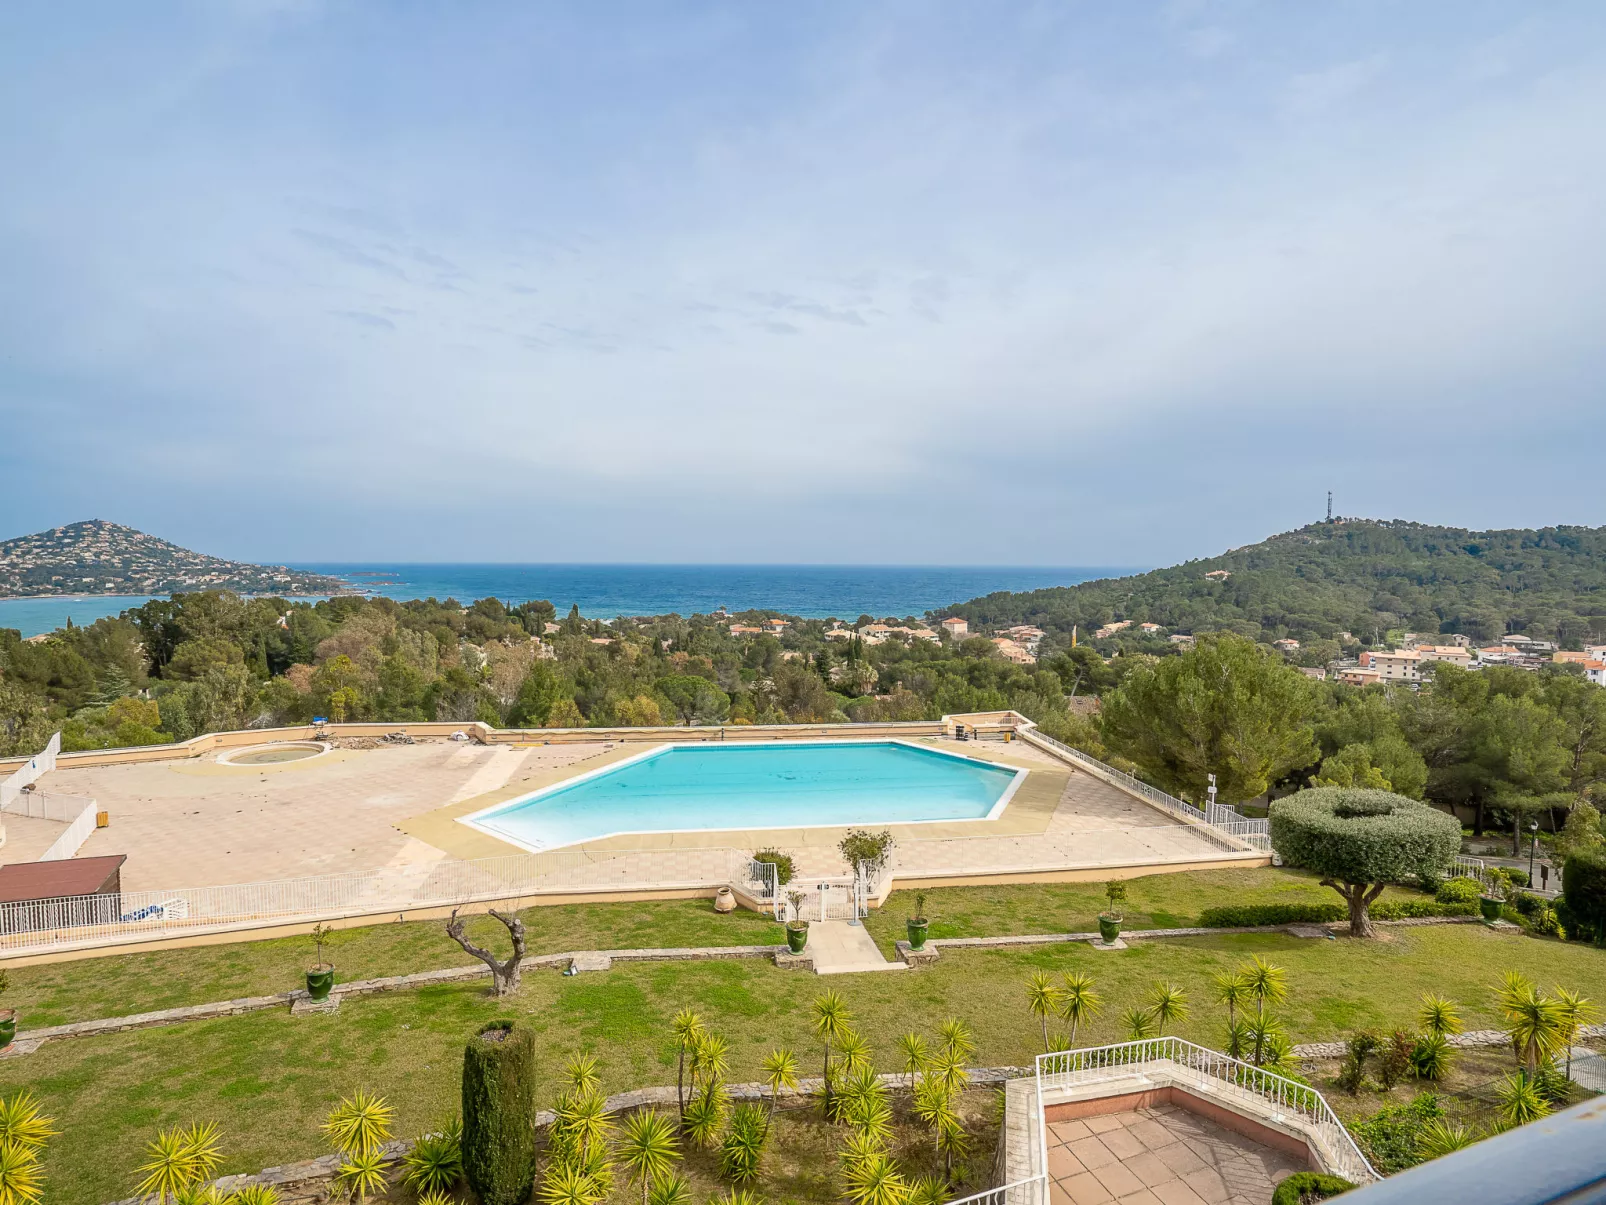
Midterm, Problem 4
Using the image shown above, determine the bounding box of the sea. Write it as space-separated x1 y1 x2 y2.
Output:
0 563 1136 638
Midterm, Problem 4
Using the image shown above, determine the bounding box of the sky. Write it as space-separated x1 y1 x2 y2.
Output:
2 2 1604 567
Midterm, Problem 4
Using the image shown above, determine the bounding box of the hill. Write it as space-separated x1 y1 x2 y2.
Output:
0 520 346 600
939 519 1606 649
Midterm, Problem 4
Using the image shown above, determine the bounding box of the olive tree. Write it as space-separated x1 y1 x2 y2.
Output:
1268 787 1461 938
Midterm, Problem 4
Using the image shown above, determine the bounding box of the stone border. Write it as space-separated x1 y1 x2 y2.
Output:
1291 1023 1606 1059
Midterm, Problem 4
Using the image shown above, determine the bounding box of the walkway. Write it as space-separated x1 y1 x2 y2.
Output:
806 920 908 975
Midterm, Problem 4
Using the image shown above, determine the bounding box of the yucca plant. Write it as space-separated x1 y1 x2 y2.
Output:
711 1190 764 1205
1058 973 1100 1046
911 1075 959 1172
1417 1119 1479 1159
907 1175 948 1205
1242 957 1288 1019
1025 972 1062 1052
812 991 853 1114
0 1094 57 1155
1149 983 1189 1035
332 1148 388 1203
835 1030 873 1081
935 1110 969 1179
1223 1020 1250 1062
401 1122 463 1196
836 1129 887 1175
567 1054 601 1094
647 1172 691 1205
415 1192 455 1205
1418 994 1463 1037
718 1104 770 1184
936 1018 975 1063
690 1031 731 1094
226 1187 281 1205
1497 1071 1551 1127
172 1185 227 1205
896 1033 929 1087
841 1151 907 1205
135 1125 218 1205
671 1010 704 1122
551 1086 614 1174
323 1092 394 1160
1554 987 1599 1080
1212 971 1249 1028
760 1048 799 1117
834 1063 889 1131
1409 1033 1453 1081
682 1084 726 1151
618 1111 680 1205
539 1161 606 1205
1121 1007 1156 1041
0 1143 43 1205
1495 972 1565 1074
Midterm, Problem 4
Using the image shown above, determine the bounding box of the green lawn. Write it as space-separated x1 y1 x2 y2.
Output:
8 923 1603 1205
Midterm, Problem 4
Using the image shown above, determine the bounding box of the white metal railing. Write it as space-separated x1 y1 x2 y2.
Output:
942 1179 1046 1205
0 732 59 812
1 790 94 822
1035 1038 1379 1185
746 859 784 921
0 845 762 956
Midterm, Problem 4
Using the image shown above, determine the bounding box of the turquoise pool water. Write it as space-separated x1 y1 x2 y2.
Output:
462 740 1024 852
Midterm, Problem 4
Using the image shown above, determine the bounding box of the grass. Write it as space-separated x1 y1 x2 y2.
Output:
7 920 1603 1205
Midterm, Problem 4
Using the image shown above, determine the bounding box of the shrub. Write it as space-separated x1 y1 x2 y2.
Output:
1198 903 1345 928
1377 1031 1414 1090
1271 1172 1354 1205
838 830 895 877
462 1021 538 1205
750 850 795 887
1435 878 1480 906
1268 788 1461 937
1563 851 1606 945
1370 898 1476 920
1409 1034 1452 1081
1350 1093 1445 1173
1336 1033 1377 1093
1508 890 1542 917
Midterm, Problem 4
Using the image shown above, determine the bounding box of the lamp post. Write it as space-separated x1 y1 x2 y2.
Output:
1528 821 1540 888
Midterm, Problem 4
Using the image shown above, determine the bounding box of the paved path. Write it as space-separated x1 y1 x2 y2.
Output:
806 920 908 975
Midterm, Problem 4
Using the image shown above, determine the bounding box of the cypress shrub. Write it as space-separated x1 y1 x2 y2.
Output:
1563 851 1606 945
462 1020 538 1205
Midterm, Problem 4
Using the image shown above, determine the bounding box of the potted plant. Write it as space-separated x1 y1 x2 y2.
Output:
1479 882 1505 922
1099 880 1127 944
306 922 336 1001
0 971 13 1052
785 890 810 953
907 892 930 951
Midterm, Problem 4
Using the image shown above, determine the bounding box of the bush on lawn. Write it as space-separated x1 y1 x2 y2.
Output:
1269 788 1461 937
1370 898 1477 920
1349 1093 1445 1173
750 849 796 887
462 1021 538 1205
1434 878 1480 906
1198 903 1345 928
1562 851 1606 945
1271 1172 1354 1205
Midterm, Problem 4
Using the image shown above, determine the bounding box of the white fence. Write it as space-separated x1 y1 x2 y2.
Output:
0 845 770 956
1035 1038 1379 1185
39 798 99 862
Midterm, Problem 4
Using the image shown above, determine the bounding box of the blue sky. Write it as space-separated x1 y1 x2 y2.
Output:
2 2 1603 566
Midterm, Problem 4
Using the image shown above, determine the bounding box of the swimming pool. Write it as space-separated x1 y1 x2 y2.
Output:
460 740 1026 852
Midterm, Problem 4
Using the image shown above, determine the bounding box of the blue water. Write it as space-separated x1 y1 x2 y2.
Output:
0 564 1132 636
465 740 1023 852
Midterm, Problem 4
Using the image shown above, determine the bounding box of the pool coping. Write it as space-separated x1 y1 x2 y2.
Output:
454 737 1030 855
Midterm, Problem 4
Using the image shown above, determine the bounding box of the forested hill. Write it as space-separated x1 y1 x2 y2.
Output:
940 520 1606 647
0 520 345 599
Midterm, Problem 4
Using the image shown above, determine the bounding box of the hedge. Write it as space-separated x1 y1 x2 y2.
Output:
1370 898 1477 920
1562 850 1606 944
1272 1172 1355 1205
1198 903 1345 928
462 1020 538 1205
1268 788 1462 886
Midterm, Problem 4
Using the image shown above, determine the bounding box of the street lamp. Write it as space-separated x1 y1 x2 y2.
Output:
1528 821 1540 887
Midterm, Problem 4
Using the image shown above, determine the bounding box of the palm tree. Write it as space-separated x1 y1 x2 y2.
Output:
1025 972 1062 1052
1058 973 1101 1046
1495 972 1565 1074
1149 983 1189 1035
1212 971 1249 1028
897 1033 929 1088
760 1048 800 1118
1242 957 1287 1020
619 1111 680 1205
812 991 853 1114
1418 994 1463 1037
671 1010 704 1122
936 1018 975 1063
1553 987 1599 1080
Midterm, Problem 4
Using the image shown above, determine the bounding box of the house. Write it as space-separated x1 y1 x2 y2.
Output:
1273 638 1300 654
1169 633 1195 646
1000 624 1046 645
729 624 763 637
1139 622 1163 634
1359 649 1425 681
824 628 853 641
1299 666 1327 680
1093 620 1132 639
991 637 1037 665
1554 651 1589 664
1204 569 1231 580
764 618 789 633
1587 645 1606 661
1587 661 1606 687
1418 645 1473 666
1335 667 1384 687
940 617 969 639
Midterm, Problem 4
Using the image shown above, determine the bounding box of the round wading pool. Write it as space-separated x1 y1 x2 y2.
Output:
218 741 329 767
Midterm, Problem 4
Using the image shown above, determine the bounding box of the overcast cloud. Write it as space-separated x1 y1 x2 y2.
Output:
1 2 1603 565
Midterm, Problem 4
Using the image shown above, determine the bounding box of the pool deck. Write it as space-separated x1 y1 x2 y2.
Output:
25 734 1256 896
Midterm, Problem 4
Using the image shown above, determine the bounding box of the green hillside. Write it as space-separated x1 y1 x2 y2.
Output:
940 519 1606 648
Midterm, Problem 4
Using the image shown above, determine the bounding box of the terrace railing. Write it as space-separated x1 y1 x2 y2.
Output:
1036 1038 1379 1185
